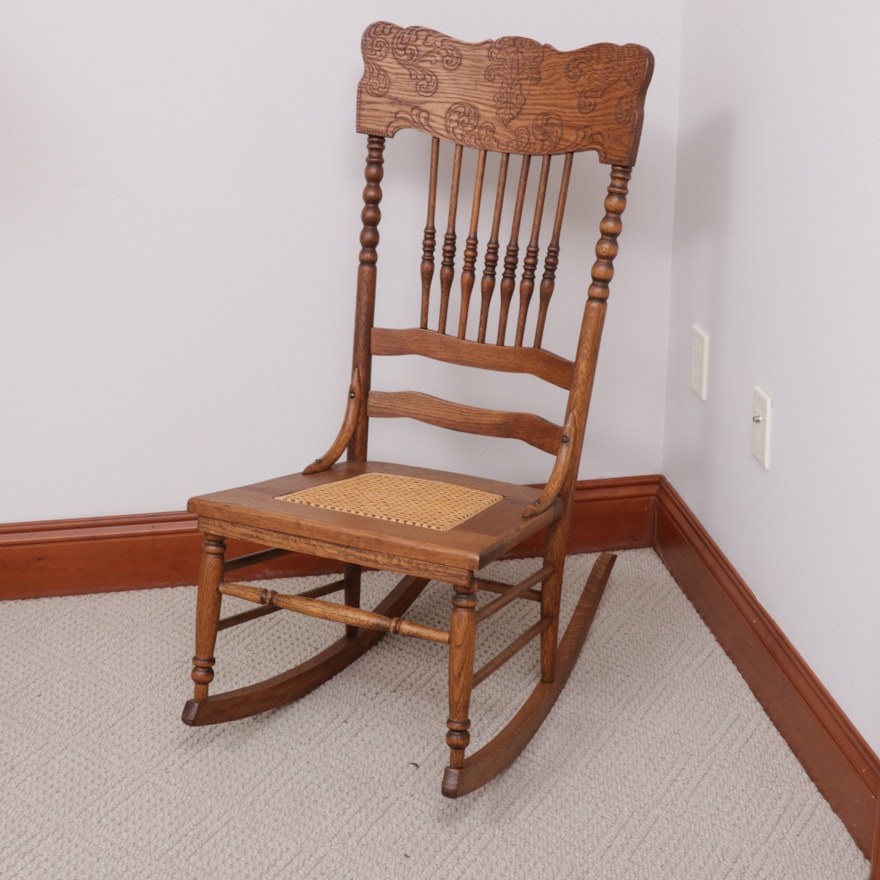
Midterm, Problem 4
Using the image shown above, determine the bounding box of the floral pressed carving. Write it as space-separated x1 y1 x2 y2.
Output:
357 22 653 164
485 37 545 125
363 23 462 99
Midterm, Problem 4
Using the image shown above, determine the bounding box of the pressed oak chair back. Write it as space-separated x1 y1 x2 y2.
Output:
184 22 654 799
347 25 651 474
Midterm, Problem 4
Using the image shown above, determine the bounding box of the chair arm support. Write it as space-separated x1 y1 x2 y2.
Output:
303 368 363 474
521 415 575 518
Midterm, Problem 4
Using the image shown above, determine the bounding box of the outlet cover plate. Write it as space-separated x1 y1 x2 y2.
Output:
752 386 772 469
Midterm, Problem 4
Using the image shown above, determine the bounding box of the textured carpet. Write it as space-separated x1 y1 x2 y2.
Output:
0 550 868 879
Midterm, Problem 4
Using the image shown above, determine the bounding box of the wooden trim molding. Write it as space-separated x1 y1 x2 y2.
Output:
513 474 658 560
0 475 657 601
653 476 879 858
1 473 876 858
0 513 336 599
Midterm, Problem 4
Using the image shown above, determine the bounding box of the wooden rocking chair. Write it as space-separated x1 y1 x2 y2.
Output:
183 22 653 798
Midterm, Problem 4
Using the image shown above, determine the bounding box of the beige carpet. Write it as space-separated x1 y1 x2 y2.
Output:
0 550 868 879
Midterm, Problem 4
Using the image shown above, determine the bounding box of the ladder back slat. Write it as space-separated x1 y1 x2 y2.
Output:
368 390 563 454
371 327 574 389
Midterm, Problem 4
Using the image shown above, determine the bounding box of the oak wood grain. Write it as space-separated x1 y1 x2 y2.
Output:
371 327 574 389
367 389 563 454
357 23 653 164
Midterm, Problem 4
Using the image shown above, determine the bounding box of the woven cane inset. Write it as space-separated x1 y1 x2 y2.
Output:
275 473 502 531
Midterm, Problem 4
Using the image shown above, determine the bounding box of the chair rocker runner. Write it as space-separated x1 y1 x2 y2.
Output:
183 22 653 798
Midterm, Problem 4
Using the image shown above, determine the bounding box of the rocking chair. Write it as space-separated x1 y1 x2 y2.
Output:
183 22 653 798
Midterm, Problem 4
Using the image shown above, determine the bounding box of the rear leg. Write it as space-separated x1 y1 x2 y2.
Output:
189 535 225 701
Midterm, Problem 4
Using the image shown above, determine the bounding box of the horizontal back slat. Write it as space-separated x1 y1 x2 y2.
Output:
371 327 574 389
368 390 563 454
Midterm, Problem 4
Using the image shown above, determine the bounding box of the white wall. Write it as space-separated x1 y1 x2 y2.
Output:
5 0 880 760
3 0 878 767
1 2 680 523
666 0 880 752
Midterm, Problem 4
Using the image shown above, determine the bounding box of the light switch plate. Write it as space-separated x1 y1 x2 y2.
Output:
691 325 709 400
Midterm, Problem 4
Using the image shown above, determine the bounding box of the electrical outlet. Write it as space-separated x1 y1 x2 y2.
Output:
691 325 709 400
752 386 772 470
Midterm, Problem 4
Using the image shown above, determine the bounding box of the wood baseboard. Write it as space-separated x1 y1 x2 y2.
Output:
0 475 657 601
0 513 339 599
1 473 876 857
653 477 878 858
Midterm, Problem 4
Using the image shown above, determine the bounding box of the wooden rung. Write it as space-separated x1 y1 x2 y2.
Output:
224 547 294 573
298 577 349 599
218 603 281 631
475 564 553 622
473 617 551 687
219 582 450 645
477 581 541 602
218 576 347 630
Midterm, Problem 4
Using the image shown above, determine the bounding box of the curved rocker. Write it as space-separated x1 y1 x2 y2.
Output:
182 574 428 726
441 552 616 798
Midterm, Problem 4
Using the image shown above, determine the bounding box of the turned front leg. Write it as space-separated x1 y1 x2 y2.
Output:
446 587 477 771
190 535 225 701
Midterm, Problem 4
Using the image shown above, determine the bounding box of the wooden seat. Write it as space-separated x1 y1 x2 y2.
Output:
183 22 654 798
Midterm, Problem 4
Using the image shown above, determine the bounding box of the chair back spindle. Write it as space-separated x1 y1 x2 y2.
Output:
498 156 530 345
419 138 440 330
344 22 653 477
535 152 573 348
458 149 487 339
